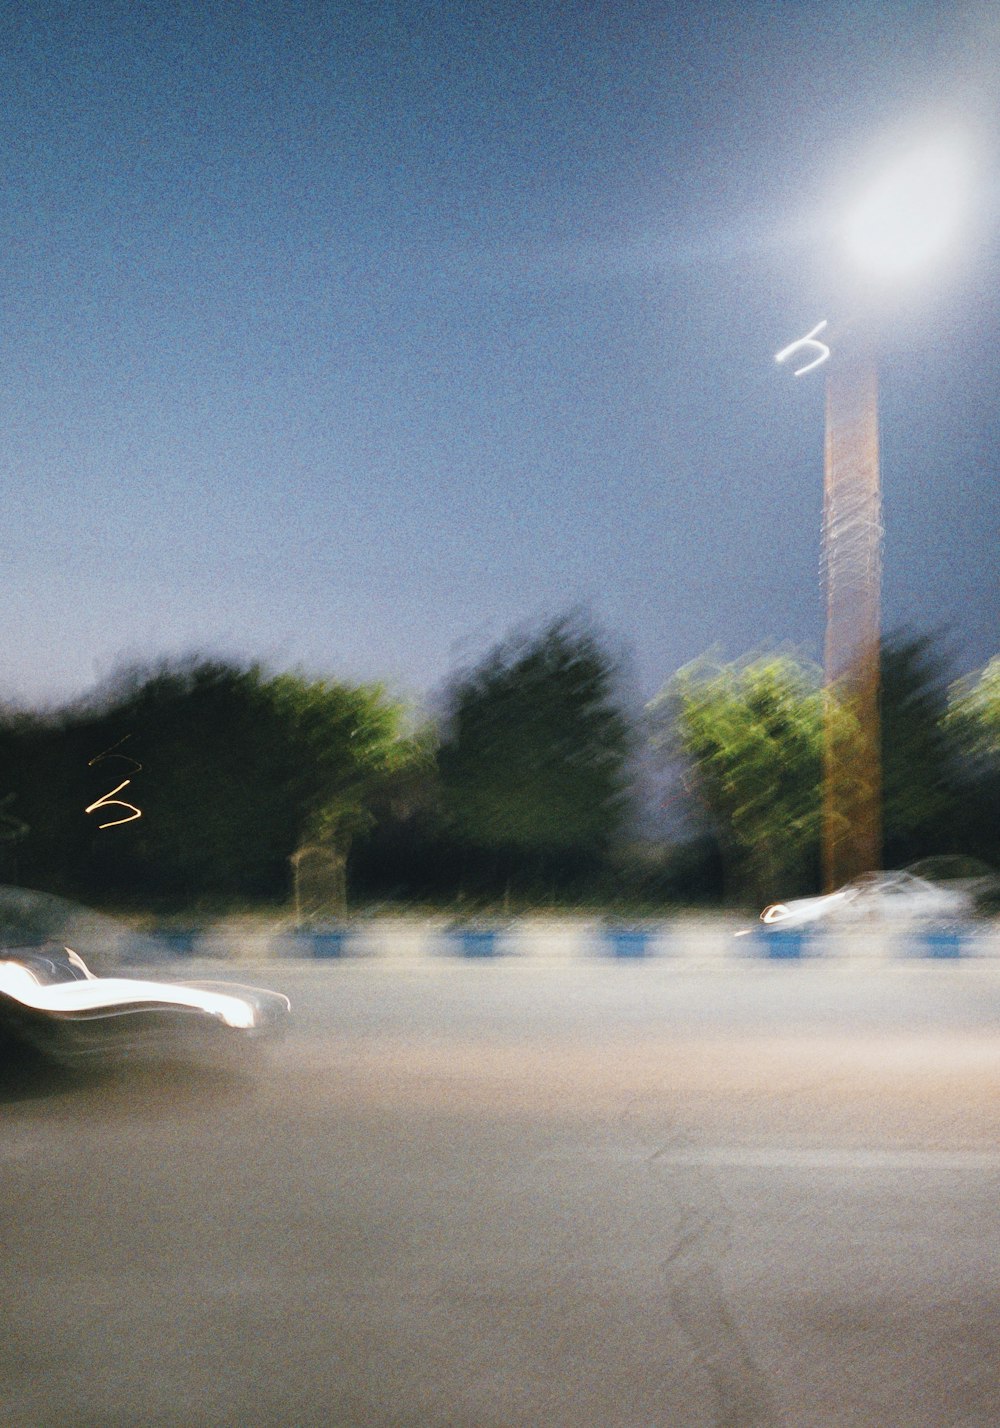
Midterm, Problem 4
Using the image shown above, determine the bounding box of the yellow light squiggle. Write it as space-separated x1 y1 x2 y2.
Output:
88 735 142 775
85 779 142 829
86 735 143 828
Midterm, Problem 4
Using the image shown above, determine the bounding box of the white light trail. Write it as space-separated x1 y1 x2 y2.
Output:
775 320 830 377
0 957 260 1029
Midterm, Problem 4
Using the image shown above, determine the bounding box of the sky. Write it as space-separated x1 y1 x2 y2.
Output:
3 0 999 715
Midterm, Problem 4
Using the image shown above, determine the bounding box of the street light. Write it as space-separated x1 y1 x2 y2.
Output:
778 130 971 890
843 133 972 281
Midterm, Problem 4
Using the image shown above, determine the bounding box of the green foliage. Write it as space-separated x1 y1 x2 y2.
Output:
263 671 412 847
437 619 634 891
3 629 995 914
879 633 964 865
1 658 410 906
948 656 1000 764
91 662 291 898
651 633 997 903
0 715 33 881
945 655 1000 869
649 652 827 902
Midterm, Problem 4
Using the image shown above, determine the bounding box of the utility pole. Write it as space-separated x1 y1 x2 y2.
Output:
821 335 883 889
776 132 970 892
775 320 883 890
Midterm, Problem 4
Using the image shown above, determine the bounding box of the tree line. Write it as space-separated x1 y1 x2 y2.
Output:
0 621 997 912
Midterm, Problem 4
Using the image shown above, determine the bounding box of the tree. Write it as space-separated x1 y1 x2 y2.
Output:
347 723 446 903
263 671 417 916
948 655 1000 765
0 707 32 883
437 619 634 895
945 654 1000 868
879 632 965 866
652 632 982 905
649 652 830 903
2 658 411 907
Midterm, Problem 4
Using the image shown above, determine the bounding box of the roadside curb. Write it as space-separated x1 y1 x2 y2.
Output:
129 917 1000 964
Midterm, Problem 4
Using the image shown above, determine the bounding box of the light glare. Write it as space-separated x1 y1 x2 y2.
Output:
844 136 970 278
0 958 258 1028
761 903 791 924
775 320 830 377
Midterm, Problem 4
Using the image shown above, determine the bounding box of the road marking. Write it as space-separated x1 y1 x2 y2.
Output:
648 1146 1000 1171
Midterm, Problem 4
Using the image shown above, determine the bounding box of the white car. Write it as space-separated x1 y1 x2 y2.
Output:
760 870 971 930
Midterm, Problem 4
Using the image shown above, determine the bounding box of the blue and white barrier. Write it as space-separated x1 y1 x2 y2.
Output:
911 926 985 959
126 917 1000 963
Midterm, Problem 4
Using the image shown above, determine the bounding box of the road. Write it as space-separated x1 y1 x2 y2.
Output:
3 956 1000 1427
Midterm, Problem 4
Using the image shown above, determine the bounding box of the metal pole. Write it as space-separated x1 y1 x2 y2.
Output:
821 338 883 889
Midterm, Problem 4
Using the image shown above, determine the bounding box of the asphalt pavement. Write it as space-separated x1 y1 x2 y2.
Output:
3 956 1000 1427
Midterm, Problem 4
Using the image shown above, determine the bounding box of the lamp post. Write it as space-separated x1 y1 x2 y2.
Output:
821 329 882 890
777 131 970 891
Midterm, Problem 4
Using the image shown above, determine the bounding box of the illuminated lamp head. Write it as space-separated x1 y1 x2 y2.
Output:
843 133 971 281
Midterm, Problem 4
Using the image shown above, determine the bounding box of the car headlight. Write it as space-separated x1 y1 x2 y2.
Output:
761 904 791 924
206 994 257 1029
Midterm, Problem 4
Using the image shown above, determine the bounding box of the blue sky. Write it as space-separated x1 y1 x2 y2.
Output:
3 0 998 711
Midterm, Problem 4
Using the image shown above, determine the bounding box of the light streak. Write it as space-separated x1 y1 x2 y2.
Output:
87 734 142 828
88 735 142 774
0 956 261 1029
64 947 97 980
775 320 830 377
85 779 142 828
